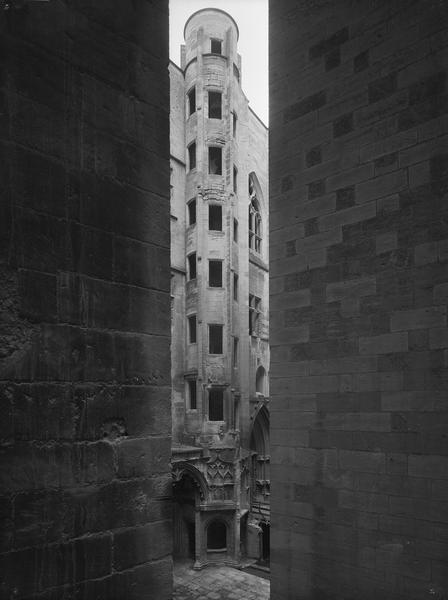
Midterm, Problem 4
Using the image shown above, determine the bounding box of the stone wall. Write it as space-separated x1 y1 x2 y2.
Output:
270 1 448 598
0 2 172 598
170 62 187 445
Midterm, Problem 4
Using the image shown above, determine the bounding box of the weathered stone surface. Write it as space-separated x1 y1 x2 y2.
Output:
270 1 448 599
0 2 171 598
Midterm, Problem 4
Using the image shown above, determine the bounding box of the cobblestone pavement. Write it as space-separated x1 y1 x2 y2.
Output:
173 561 270 600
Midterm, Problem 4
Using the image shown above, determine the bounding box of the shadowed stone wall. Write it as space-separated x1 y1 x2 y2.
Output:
270 1 448 598
0 2 172 598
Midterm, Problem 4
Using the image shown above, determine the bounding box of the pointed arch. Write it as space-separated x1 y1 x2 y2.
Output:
250 404 270 507
248 172 265 254
172 461 208 502
250 404 269 456
248 171 265 210
256 365 267 395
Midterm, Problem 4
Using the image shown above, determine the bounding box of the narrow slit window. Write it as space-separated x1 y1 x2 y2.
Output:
208 91 222 119
209 389 224 421
188 379 197 410
188 253 196 280
209 324 223 354
233 273 238 301
209 205 222 231
209 260 222 287
188 199 196 226
233 112 237 136
233 165 238 193
211 39 222 54
233 337 238 368
209 147 222 175
188 314 197 343
187 87 196 116
188 142 196 171
233 218 238 242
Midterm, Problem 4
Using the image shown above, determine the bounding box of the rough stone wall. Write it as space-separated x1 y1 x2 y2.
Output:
270 1 448 599
0 2 172 598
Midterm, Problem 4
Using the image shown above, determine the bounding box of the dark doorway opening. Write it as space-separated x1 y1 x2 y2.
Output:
260 522 270 563
207 520 227 550
240 514 248 557
173 475 197 560
187 520 196 557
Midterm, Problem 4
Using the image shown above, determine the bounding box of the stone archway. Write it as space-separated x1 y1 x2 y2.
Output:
173 474 198 559
172 465 207 562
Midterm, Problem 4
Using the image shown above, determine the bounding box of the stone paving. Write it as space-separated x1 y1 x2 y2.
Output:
173 561 270 600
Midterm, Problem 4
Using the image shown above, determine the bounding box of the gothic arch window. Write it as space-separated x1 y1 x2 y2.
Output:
248 175 262 253
256 366 266 395
250 405 269 459
250 406 270 501
207 519 227 550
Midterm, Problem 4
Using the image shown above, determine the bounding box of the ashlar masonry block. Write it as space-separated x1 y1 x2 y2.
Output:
390 306 447 332
359 332 409 354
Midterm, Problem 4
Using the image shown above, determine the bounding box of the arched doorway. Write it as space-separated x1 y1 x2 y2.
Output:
173 466 206 562
173 474 197 559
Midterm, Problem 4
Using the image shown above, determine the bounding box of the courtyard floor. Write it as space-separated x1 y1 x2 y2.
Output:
173 560 270 600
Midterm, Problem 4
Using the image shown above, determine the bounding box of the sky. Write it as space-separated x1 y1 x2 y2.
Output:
169 0 269 125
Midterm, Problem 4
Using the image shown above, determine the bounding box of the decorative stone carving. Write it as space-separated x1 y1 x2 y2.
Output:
207 457 233 482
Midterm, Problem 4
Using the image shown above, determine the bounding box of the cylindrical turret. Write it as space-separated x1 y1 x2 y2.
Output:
182 9 244 431
184 8 239 66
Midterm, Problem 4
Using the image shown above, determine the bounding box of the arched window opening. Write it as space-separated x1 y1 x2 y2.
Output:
248 175 262 253
256 366 266 395
207 520 227 550
250 406 269 458
250 406 270 503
